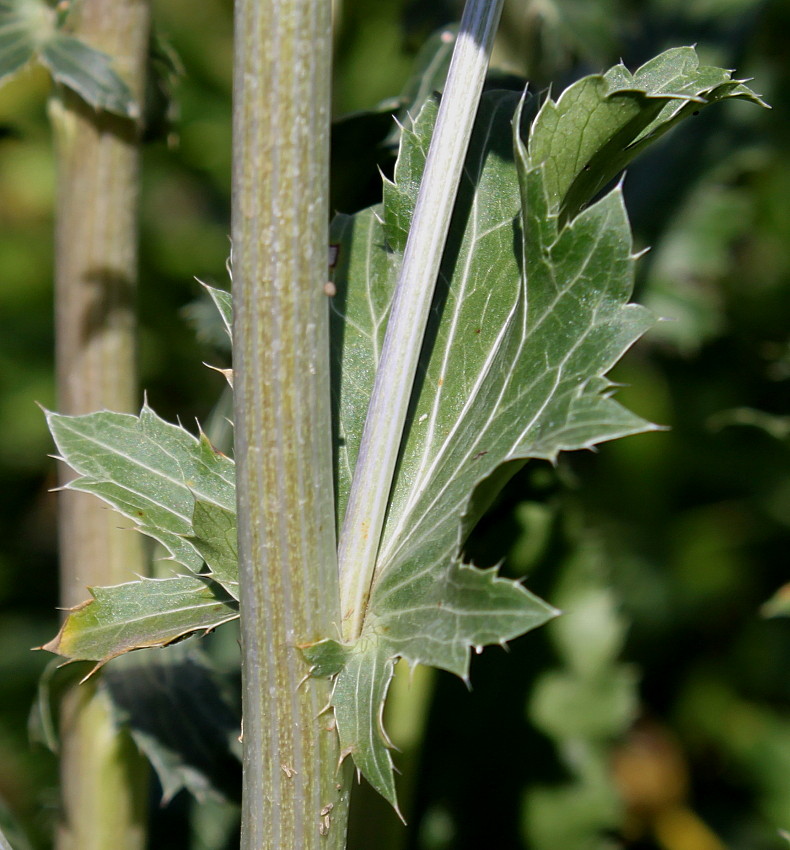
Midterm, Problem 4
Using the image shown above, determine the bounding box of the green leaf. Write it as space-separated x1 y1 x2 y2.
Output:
299 638 352 679
33 647 241 804
321 48 761 808
329 206 398 527
202 282 233 342
0 0 138 116
370 92 655 611
40 575 239 667
332 642 398 809
188 501 239 600
528 45 767 220
29 658 93 752
323 567 554 808
41 32 137 117
47 404 235 573
0 0 52 83
102 645 241 803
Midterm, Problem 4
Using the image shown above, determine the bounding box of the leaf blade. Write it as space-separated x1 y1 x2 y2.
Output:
47 405 236 572
528 46 767 220
40 575 239 666
102 645 241 803
0 0 50 83
322 48 764 806
188 500 239 600
40 33 137 117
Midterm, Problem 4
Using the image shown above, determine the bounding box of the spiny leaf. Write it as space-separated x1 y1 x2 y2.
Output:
323 88 642 806
202 282 233 342
47 405 235 573
529 45 768 221
40 575 238 667
42 33 137 117
318 48 763 808
334 643 398 810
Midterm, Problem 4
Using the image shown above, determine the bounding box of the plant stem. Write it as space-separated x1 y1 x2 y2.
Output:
231 1 349 848
337 0 505 641
51 2 151 848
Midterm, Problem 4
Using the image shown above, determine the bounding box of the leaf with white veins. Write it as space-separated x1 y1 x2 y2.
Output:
39 44 764 811
47 405 235 577
40 575 238 667
314 48 763 808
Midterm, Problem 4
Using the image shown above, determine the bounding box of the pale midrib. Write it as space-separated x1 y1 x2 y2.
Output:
375 210 611 581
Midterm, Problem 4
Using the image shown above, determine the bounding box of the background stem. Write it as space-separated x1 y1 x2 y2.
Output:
231 1 350 848
337 0 505 641
51 1 151 848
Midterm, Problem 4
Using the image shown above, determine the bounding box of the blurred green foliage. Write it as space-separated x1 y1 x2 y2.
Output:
1 0 788 847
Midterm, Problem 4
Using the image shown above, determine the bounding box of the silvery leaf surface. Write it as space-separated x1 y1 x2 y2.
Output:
40 575 238 667
317 89 645 807
316 47 766 809
47 405 236 576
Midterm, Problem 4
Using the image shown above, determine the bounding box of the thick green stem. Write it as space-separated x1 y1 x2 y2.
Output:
337 0 505 640
51 2 151 848
231 1 349 848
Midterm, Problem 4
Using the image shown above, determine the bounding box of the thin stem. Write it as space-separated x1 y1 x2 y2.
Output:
51 2 151 849
337 0 505 641
231 1 349 848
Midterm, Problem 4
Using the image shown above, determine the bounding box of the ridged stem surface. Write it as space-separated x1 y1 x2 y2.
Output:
231 1 349 848
52 2 151 849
